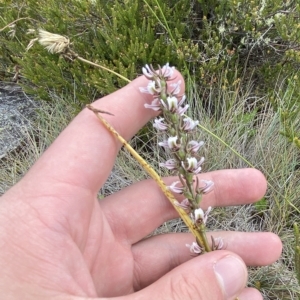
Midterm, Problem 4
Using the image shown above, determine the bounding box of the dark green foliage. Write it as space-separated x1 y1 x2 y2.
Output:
0 0 195 103
0 0 299 129
267 74 300 150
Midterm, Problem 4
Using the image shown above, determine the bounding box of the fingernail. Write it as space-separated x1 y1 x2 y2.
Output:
214 255 247 298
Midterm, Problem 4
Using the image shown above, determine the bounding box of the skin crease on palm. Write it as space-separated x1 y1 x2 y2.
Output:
0 70 282 300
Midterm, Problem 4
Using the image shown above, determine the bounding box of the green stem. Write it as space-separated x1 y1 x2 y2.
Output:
198 224 211 252
77 56 131 83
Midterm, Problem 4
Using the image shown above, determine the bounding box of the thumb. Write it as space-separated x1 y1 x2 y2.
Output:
129 250 247 300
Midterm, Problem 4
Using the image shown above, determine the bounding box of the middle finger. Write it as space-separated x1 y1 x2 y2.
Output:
100 168 267 244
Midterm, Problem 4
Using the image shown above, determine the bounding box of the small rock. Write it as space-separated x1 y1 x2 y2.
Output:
0 82 38 159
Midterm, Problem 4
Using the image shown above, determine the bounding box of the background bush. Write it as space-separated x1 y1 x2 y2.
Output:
1 0 299 141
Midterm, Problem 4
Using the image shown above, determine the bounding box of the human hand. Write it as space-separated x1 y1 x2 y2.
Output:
0 71 282 300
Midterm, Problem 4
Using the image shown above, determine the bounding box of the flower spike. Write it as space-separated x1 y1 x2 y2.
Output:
139 63 214 254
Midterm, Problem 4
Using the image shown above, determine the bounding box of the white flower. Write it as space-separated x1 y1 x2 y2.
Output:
161 63 175 78
169 80 181 95
139 80 162 95
174 198 191 211
159 136 181 151
193 207 212 224
264 37 271 45
139 81 155 94
178 94 186 106
141 63 174 80
183 157 204 174
153 118 168 131
168 181 184 194
142 64 155 79
177 104 189 116
144 98 161 111
187 140 204 154
167 136 181 150
159 159 177 170
182 117 199 131
198 180 214 194
194 208 205 221
162 96 178 112
213 237 224 250
186 242 202 254
186 157 198 169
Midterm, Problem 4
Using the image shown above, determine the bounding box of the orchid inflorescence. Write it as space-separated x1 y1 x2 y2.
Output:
140 64 223 254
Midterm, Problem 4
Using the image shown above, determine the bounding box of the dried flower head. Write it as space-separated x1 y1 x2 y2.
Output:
38 29 70 54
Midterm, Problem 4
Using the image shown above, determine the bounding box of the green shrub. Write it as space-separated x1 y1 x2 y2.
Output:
272 76 300 150
0 0 196 103
0 0 299 124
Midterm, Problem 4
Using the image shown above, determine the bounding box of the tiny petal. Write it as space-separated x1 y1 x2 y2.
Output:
144 99 161 111
174 198 191 210
168 181 184 194
214 237 224 250
198 157 205 165
194 208 205 222
193 207 211 224
187 140 204 153
183 157 204 174
203 206 212 224
199 180 214 194
177 104 189 116
178 94 186 106
185 157 197 170
169 80 181 95
161 63 175 78
142 64 155 79
167 136 181 150
159 159 177 170
182 117 199 132
153 118 168 131
163 96 178 112
139 86 151 94
145 81 156 95
186 242 202 254
158 140 169 148
140 80 163 95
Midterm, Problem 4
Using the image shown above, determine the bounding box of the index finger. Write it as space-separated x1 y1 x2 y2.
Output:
22 71 185 194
